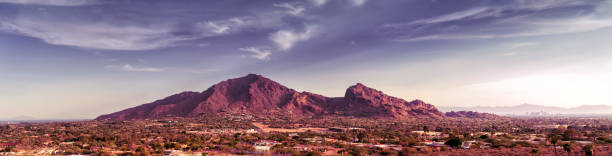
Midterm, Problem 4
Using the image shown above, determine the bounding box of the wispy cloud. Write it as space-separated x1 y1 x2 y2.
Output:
273 3 305 16
388 14 612 42
511 0 586 11
311 0 327 7
270 26 316 51
502 52 520 56
0 14 277 51
105 64 164 72
239 47 272 60
407 7 496 25
0 0 97 6
196 17 254 35
509 42 538 48
204 22 230 34
0 18 190 51
382 0 610 42
348 0 367 7
197 43 211 47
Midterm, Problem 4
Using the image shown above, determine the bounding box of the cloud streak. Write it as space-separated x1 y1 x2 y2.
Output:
196 17 257 36
105 64 164 72
406 7 495 25
239 47 272 60
382 1 612 42
273 3 305 16
0 0 97 6
396 16 612 41
0 18 190 51
348 0 367 7
311 0 327 6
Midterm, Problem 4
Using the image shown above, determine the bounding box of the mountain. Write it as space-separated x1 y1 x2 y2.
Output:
0 116 37 121
0 116 86 123
439 104 612 115
96 74 444 120
445 111 501 119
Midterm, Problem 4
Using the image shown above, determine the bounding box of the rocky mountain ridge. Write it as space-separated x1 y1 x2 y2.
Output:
96 74 445 120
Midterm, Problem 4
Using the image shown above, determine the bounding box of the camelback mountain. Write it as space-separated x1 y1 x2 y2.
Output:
96 74 445 120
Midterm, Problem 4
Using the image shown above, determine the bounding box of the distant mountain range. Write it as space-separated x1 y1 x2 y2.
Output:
0 115 38 121
439 104 612 115
97 74 446 120
0 116 86 123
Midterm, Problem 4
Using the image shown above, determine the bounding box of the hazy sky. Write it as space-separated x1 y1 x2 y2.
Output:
1 0 611 119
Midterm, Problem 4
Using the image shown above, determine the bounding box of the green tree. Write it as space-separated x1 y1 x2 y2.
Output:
563 143 571 156
582 145 593 156
444 137 462 148
549 134 560 156
3 146 13 152
304 151 322 156
135 146 147 156
530 148 539 156
347 146 366 156
479 135 488 140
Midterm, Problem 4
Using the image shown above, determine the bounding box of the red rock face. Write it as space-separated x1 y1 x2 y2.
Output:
96 74 445 120
342 83 444 118
445 111 500 119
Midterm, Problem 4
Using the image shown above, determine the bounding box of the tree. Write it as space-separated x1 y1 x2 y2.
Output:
357 132 366 143
347 146 366 156
479 135 488 140
530 148 539 156
582 145 593 156
563 129 578 141
562 143 571 156
304 151 321 156
549 134 560 156
135 146 147 156
444 137 462 148
3 146 13 152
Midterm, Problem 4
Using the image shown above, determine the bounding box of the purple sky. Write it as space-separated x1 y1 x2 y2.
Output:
1 0 612 119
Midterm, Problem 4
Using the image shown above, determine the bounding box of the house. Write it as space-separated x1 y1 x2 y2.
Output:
411 131 425 135
480 142 492 149
244 129 258 134
302 137 323 143
254 140 279 152
575 141 593 145
461 140 477 149
426 142 446 147
293 145 308 152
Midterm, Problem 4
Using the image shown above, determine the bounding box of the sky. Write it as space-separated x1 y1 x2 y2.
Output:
1 0 611 119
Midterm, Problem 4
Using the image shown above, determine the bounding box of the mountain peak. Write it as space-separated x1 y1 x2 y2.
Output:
244 73 264 79
217 74 284 90
346 83 379 96
231 73 268 83
353 82 366 87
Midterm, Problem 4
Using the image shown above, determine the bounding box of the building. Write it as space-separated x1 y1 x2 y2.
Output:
254 140 279 152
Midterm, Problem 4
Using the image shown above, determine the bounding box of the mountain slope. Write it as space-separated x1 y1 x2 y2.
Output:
96 74 444 120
